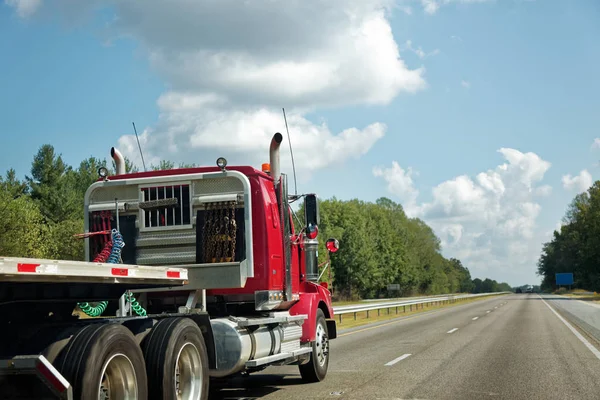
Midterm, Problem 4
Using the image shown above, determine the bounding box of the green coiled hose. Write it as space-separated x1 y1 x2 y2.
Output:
77 229 148 318
78 301 109 317
126 292 147 316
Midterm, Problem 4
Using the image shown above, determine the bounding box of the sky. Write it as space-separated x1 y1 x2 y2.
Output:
1 0 599 287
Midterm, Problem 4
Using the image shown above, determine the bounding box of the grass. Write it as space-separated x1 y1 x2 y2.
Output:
334 294 507 330
553 288 600 304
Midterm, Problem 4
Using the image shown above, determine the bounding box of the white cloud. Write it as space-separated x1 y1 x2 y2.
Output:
420 0 493 14
400 6 414 15
562 169 593 193
119 106 386 179
374 148 552 281
4 0 41 17
534 184 552 197
10 0 427 179
421 0 440 14
404 40 440 60
372 162 419 213
591 138 600 150
461 80 471 89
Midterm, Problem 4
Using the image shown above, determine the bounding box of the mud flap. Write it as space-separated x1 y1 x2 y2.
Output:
326 319 337 340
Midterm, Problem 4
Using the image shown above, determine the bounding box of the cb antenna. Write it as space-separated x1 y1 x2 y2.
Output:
282 108 298 196
132 122 147 172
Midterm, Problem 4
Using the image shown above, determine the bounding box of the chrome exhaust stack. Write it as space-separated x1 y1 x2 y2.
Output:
111 147 126 175
269 133 283 187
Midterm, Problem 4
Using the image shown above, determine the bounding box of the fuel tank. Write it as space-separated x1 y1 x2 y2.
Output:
209 317 302 377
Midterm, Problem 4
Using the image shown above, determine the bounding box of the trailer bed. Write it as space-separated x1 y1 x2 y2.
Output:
0 257 188 286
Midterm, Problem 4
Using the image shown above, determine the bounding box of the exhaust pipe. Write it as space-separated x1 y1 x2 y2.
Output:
269 133 283 187
111 147 126 175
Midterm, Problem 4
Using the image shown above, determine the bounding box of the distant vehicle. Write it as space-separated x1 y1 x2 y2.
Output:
516 288 523 293
525 285 534 293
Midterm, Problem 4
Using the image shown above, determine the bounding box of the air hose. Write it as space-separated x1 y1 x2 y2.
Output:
77 229 148 317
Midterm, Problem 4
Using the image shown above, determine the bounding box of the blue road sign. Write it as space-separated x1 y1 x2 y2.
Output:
555 273 574 286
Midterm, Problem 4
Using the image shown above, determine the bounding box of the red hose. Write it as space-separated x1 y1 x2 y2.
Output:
93 241 113 263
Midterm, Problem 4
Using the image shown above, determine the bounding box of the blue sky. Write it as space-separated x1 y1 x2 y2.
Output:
1 0 599 286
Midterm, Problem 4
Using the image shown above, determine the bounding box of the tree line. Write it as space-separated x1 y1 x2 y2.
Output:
0 144 512 299
537 181 600 292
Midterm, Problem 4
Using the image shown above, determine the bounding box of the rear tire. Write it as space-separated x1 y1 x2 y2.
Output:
142 317 209 400
299 308 329 382
55 323 148 400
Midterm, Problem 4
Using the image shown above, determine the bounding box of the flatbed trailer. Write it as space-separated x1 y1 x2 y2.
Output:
0 257 189 399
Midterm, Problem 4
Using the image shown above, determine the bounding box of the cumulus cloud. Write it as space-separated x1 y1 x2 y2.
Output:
591 138 600 150
4 0 41 17
372 162 419 213
461 80 471 89
374 148 552 279
562 169 593 193
9 0 427 178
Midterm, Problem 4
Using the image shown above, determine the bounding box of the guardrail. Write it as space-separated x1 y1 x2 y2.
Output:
332 292 511 324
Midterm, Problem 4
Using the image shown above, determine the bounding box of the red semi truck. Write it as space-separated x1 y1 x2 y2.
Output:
0 132 338 399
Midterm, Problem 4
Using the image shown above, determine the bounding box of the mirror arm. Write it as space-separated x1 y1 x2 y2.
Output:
318 263 329 281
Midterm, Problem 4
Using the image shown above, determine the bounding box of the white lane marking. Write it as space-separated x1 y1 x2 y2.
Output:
494 307 498 309
486 310 491 313
447 328 459 334
472 317 479 320
385 353 412 366
540 295 600 360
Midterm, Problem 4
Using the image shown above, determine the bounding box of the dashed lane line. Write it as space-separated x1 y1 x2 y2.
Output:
385 353 412 366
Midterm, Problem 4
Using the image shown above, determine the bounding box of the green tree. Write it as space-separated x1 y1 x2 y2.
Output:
537 181 600 291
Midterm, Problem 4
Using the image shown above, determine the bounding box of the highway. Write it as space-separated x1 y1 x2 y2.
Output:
210 294 600 399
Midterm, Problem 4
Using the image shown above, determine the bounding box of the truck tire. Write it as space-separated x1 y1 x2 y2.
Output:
55 323 148 400
142 317 209 400
299 308 329 382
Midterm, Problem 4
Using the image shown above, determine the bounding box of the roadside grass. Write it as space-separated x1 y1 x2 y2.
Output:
334 294 507 330
554 288 600 304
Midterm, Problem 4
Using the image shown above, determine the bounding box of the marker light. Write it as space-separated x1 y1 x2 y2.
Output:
98 167 108 179
306 223 318 240
216 157 227 170
326 238 339 253
262 163 271 174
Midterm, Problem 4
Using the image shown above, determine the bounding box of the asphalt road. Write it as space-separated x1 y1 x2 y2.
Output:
542 293 600 342
210 294 600 400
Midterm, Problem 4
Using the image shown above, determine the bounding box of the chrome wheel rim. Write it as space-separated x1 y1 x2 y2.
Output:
174 342 203 399
98 353 138 400
316 323 329 367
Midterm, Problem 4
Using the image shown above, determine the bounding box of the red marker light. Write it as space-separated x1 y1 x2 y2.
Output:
320 282 328 289
167 270 181 278
306 223 318 240
111 268 128 276
326 238 339 253
17 263 39 273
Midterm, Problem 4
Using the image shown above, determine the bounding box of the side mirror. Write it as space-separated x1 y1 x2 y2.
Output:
304 194 319 227
326 238 339 253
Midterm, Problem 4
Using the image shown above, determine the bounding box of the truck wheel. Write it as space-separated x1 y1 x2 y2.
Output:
142 317 209 400
299 308 329 382
55 323 148 400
